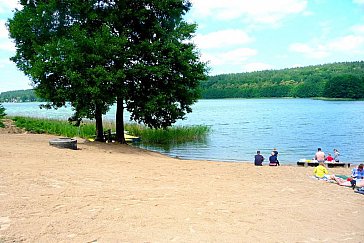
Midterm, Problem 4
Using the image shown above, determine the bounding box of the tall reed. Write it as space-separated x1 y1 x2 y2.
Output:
125 123 210 144
11 116 210 145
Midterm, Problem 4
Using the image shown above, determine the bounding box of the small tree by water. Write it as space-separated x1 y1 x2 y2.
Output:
0 104 6 128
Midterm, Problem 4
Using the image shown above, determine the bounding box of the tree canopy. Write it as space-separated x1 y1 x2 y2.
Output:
324 74 364 99
200 61 364 99
8 0 207 142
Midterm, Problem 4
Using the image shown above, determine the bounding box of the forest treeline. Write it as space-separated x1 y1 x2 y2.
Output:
0 89 45 102
200 61 364 99
2 61 364 102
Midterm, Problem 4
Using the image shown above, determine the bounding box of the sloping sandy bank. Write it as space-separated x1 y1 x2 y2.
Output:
0 132 363 242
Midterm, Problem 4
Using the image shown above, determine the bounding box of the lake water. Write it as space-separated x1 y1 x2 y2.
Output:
3 99 364 164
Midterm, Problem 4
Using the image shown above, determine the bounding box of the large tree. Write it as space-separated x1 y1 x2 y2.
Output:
110 0 207 142
8 0 207 142
8 0 124 141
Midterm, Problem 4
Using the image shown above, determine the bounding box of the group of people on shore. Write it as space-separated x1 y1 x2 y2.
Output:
314 162 364 189
253 147 363 190
254 149 279 166
314 148 340 162
254 147 341 166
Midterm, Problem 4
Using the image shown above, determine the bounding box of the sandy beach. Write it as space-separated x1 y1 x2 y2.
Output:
0 124 363 242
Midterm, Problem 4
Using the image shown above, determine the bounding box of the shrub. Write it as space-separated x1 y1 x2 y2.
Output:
0 104 6 128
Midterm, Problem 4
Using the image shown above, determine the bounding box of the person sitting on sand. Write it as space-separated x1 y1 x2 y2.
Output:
352 164 364 179
254 150 264 166
269 151 280 166
326 153 334 162
315 148 326 162
331 164 363 188
313 162 329 179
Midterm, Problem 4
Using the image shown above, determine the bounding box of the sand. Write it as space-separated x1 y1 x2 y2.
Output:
0 122 363 242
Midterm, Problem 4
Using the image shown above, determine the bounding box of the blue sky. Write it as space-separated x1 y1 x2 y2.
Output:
1 0 364 92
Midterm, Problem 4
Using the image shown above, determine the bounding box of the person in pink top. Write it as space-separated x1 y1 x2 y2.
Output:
315 148 326 162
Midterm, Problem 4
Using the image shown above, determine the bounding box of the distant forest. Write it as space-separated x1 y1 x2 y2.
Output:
0 89 44 102
1 61 364 102
200 61 364 99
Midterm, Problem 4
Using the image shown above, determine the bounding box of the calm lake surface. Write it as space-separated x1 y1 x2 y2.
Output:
4 99 364 164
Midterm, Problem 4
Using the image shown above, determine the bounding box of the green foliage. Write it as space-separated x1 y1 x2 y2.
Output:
200 61 364 99
0 104 6 128
324 74 364 99
119 0 207 129
11 116 210 145
8 0 207 143
0 104 5 118
124 123 210 144
0 89 44 102
12 116 96 138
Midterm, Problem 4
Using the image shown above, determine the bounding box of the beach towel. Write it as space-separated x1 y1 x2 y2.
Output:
354 187 364 195
309 175 336 183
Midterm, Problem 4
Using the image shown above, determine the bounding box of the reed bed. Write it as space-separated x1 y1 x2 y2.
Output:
11 116 210 145
124 123 210 144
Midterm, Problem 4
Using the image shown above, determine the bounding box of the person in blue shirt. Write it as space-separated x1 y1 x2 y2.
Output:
352 164 364 179
269 151 280 166
333 164 364 188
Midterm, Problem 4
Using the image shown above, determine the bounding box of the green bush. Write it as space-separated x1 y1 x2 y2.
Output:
12 116 96 138
0 104 6 128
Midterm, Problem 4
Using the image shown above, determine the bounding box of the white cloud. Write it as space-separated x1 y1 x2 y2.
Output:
290 63 304 68
242 62 273 72
289 21 364 59
328 35 364 52
353 0 364 5
0 20 8 38
0 58 12 68
0 1 21 13
351 25 364 33
0 20 15 52
201 48 257 66
289 43 329 59
193 29 253 49
190 0 308 25
0 40 15 52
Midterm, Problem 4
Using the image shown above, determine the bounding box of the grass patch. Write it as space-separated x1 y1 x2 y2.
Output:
12 116 96 138
11 116 211 145
312 97 364 101
124 123 210 144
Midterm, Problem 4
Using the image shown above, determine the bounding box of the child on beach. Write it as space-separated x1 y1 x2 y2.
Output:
326 153 334 162
313 162 329 179
333 149 340 162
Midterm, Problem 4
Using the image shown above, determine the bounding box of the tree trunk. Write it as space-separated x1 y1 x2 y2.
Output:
115 96 126 144
94 103 105 142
